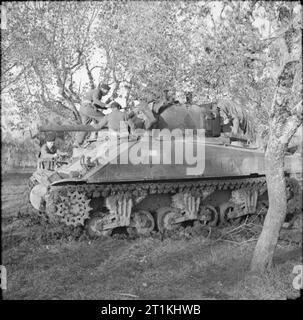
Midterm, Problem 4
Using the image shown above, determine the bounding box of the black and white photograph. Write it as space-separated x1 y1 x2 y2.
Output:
1 0 302 303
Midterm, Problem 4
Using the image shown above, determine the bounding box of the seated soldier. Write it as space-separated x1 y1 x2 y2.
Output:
153 89 177 114
39 133 67 170
127 110 145 133
132 101 158 131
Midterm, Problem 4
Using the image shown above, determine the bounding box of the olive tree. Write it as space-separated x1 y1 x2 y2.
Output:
2 1 100 122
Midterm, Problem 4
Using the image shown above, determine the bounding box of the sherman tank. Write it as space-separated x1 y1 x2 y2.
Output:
28 102 302 237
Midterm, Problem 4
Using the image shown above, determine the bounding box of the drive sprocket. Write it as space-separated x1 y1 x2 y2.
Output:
47 189 92 226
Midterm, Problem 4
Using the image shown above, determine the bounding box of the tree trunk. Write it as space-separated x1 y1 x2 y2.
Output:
250 138 287 271
250 55 301 272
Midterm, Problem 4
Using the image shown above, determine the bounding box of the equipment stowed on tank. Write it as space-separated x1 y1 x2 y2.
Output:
28 102 302 237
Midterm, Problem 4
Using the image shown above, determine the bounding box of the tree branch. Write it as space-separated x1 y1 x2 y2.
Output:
85 60 95 89
69 49 84 71
1 65 29 93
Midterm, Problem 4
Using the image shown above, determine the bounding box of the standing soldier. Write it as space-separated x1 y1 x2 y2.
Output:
75 83 112 146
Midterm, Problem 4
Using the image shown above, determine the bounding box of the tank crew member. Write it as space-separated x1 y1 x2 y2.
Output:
152 88 179 114
39 133 67 170
92 102 129 135
132 101 158 131
75 83 112 146
185 92 193 105
127 110 145 132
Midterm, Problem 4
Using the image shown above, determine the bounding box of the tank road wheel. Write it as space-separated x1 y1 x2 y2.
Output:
156 207 179 233
130 210 155 235
219 202 242 226
86 217 112 238
198 205 219 227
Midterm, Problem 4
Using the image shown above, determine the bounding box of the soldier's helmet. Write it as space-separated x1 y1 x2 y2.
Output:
110 101 122 110
45 132 56 142
99 83 110 92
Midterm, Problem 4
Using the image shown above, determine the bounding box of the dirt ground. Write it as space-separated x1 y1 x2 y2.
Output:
1 172 302 300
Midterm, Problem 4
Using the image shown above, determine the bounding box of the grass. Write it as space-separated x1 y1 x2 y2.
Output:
1 172 302 300
2 234 302 300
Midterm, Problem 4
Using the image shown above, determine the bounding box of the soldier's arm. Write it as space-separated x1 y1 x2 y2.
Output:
92 90 107 109
91 115 109 130
57 150 68 156
104 97 113 105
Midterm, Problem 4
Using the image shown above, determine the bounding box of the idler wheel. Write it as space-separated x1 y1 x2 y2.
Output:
156 207 178 233
130 210 155 235
30 184 48 211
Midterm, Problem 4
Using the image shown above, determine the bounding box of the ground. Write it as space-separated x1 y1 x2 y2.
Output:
1 172 302 300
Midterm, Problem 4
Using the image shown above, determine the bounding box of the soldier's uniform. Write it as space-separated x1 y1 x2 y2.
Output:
40 143 57 158
75 84 111 146
93 102 129 136
153 89 178 114
38 133 58 170
38 133 68 170
127 110 145 132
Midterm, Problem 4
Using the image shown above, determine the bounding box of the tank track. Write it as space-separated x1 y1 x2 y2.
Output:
47 176 267 202
41 175 301 237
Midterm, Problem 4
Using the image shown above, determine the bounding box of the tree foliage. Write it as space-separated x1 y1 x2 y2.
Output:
2 1 101 122
3 1 301 136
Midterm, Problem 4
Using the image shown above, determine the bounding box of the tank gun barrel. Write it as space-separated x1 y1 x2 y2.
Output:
38 124 98 132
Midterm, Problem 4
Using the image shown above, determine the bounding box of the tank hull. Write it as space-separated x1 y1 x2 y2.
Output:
81 141 301 183
28 132 302 238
